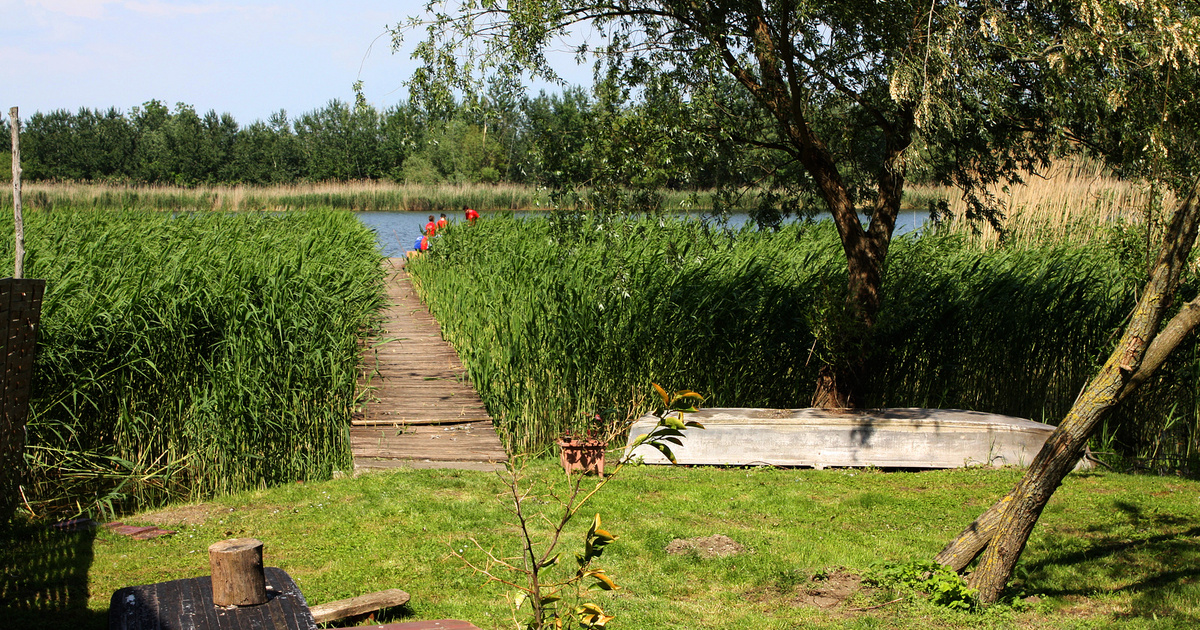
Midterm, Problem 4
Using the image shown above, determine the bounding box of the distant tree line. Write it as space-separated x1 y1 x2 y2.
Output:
3 85 776 192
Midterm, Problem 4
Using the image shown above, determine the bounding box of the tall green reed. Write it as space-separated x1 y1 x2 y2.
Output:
0 209 386 517
409 215 1197 472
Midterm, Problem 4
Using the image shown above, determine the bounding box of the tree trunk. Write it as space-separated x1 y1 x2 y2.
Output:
716 18 911 410
937 182 1200 603
808 145 906 409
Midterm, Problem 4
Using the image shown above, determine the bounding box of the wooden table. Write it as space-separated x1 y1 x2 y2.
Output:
109 567 316 630
108 567 480 630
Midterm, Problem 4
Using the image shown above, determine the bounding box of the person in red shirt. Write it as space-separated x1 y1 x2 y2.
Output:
464 205 480 225
437 213 449 230
425 215 437 236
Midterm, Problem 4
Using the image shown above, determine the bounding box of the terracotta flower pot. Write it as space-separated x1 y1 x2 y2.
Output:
556 437 606 477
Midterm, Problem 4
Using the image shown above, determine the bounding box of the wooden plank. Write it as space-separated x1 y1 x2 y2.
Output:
352 434 507 457
355 406 491 416
352 261 506 470
353 419 493 427
349 420 497 433
357 404 490 415
351 621 482 630
353 459 506 473
308 588 410 624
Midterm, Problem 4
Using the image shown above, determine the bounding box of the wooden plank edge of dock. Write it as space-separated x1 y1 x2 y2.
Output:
353 459 506 474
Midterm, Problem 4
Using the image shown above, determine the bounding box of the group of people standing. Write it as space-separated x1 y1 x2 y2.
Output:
412 205 480 252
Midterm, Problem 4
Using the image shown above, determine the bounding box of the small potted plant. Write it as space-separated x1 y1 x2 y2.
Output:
556 411 611 477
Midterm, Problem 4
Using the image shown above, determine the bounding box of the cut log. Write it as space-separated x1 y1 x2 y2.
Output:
309 588 411 624
209 538 267 606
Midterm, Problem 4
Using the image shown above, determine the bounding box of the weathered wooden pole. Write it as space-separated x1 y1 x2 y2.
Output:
208 538 268 606
10 107 24 279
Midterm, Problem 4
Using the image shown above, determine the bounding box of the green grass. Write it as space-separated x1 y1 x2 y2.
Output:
4 462 1200 628
0 208 387 516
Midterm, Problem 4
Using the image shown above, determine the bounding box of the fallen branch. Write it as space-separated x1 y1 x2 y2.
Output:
308 588 411 624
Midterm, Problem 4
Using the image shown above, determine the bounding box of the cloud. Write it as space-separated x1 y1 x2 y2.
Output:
119 1 236 18
19 0 255 20
19 0 112 19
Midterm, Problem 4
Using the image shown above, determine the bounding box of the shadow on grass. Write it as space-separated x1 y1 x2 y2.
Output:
1018 506 1200 624
0 518 106 630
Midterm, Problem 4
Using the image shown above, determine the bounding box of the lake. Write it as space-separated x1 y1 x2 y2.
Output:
356 209 931 257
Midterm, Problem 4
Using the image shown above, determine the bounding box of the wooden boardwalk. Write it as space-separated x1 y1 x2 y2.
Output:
352 258 507 473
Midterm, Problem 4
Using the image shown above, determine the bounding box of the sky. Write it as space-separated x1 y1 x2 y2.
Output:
1 0 592 124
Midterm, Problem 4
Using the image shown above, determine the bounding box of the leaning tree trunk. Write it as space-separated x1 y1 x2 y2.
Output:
937 182 1200 603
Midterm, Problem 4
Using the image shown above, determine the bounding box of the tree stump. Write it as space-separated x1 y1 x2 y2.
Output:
209 538 267 606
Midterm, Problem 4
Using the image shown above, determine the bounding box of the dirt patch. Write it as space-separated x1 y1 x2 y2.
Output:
432 488 474 502
665 534 746 559
744 568 876 612
794 569 863 609
137 503 217 527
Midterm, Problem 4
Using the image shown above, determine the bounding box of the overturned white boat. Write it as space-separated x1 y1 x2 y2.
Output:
625 407 1088 470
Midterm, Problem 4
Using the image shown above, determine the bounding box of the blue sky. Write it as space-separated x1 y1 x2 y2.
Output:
1 1 591 124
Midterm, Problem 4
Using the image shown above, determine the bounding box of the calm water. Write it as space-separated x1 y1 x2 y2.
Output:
356 210 930 257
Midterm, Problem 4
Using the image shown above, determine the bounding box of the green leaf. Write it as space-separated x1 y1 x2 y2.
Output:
652 442 677 464
586 570 620 590
591 528 616 546
652 382 668 406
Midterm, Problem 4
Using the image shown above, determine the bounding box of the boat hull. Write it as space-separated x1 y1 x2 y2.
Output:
625 408 1088 470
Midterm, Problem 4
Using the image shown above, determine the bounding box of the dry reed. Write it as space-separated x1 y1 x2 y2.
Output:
908 159 1175 245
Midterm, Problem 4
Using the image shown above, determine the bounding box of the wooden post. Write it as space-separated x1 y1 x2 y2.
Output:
10 107 23 280
208 538 268 606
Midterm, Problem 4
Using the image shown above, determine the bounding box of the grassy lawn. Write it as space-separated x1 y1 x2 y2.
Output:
5 460 1200 629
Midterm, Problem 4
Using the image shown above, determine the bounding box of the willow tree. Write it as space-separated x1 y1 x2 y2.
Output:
399 0 1200 601
395 0 1063 407
932 1 1200 603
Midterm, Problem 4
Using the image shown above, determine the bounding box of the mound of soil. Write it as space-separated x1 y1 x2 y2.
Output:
794 569 862 609
744 568 877 613
664 534 746 558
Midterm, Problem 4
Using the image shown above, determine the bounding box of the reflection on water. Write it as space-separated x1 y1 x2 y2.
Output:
357 210 930 257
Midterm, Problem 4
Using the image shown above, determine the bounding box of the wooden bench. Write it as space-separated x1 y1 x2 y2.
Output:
108 538 474 630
